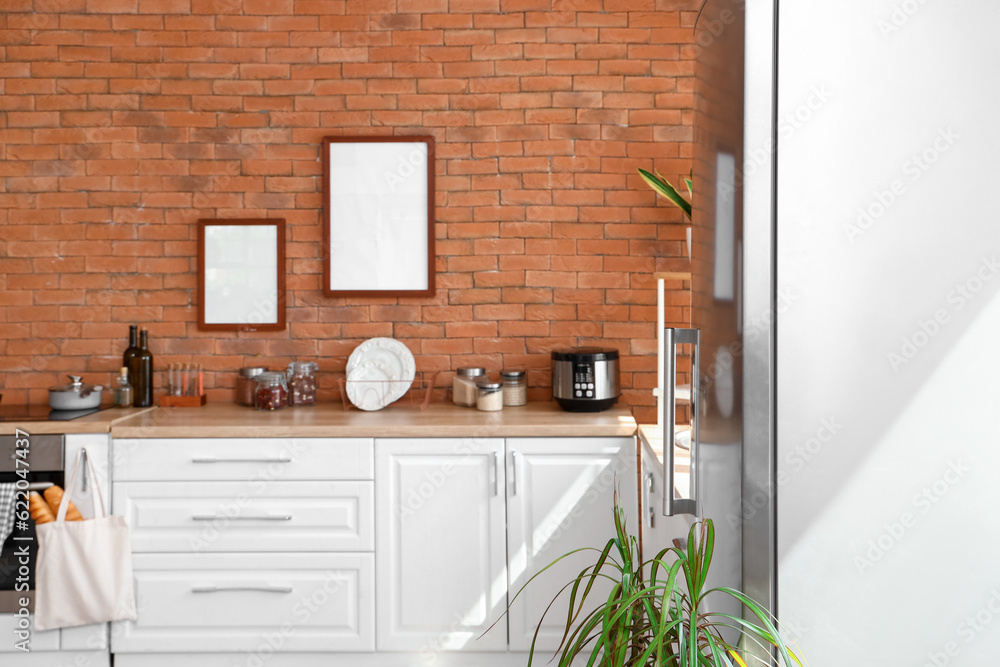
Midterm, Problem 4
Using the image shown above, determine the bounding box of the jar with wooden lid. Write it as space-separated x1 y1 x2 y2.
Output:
453 367 486 407
237 367 267 407
500 370 527 406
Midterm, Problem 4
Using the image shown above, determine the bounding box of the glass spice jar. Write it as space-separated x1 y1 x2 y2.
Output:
500 370 527 406
237 366 268 407
287 361 318 407
476 381 504 412
254 372 288 411
453 367 486 407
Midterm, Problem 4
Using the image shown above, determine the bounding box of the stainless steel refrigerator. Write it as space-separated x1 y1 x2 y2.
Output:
674 0 1000 664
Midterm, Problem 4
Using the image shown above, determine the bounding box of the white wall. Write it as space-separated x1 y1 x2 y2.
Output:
777 1 1000 664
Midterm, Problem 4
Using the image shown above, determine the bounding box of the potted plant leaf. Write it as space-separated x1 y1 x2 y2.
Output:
639 168 693 261
512 499 802 667
638 169 692 221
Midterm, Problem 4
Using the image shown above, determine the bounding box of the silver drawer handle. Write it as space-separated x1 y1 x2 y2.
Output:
192 514 292 522
191 457 293 464
192 585 292 594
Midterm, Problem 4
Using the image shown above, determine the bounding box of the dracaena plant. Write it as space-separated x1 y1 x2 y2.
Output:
515 501 802 667
639 169 692 221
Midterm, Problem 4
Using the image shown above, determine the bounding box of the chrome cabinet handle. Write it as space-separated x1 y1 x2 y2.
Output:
511 450 520 496
191 457 293 464
663 327 699 517
492 452 499 496
191 585 292 594
646 472 655 528
191 514 292 521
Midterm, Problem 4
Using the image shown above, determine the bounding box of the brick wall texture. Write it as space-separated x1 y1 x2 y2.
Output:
0 0 696 423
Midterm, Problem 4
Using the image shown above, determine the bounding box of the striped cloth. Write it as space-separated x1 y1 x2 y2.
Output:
0 483 16 547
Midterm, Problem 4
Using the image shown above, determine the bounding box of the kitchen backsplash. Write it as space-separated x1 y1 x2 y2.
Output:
0 1 698 423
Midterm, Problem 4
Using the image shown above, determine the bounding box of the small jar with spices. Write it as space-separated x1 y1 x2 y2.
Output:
254 372 288 411
237 367 268 407
287 361 319 406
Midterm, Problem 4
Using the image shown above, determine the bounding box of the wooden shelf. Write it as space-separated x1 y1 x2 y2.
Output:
654 271 692 281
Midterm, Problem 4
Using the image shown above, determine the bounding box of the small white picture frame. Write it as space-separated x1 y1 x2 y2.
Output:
197 218 286 332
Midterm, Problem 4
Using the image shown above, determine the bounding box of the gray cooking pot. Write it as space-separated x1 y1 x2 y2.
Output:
49 375 103 411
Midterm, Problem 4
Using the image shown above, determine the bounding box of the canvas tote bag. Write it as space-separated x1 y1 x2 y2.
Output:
34 449 137 631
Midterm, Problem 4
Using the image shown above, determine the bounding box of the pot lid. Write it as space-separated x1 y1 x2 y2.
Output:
49 375 103 394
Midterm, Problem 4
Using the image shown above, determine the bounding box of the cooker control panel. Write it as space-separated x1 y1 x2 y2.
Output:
572 363 595 398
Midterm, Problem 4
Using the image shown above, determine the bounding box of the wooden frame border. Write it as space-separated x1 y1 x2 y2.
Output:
322 135 436 298
197 217 286 332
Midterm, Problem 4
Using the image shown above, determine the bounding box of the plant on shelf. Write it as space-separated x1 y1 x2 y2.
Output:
639 169 692 221
514 499 802 667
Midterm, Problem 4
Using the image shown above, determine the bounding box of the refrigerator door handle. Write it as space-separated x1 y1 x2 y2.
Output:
663 327 699 517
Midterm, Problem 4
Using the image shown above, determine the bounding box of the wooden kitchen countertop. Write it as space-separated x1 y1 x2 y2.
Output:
0 407 155 435
110 401 639 439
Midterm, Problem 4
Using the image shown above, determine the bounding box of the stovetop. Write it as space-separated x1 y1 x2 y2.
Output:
0 405 110 422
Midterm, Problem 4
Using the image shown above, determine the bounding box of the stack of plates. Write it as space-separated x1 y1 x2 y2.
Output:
345 338 416 411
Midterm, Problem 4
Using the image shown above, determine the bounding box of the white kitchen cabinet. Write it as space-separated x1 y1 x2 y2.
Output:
114 480 374 553
107 428 640 665
113 552 374 653
110 437 375 660
505 437 637 653
375 438 508 652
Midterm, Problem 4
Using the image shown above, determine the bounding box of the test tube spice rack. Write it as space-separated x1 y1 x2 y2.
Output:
160 363 207 407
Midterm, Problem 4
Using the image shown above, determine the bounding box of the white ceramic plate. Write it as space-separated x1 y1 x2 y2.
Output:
345 338 415 411
346 364 393 411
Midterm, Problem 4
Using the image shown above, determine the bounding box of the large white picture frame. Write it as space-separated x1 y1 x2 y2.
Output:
323 136 436 297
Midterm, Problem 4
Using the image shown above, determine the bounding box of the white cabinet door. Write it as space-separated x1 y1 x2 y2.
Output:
375 438 507 652
639 442 693 566
505 437 637 653
113 552 374 653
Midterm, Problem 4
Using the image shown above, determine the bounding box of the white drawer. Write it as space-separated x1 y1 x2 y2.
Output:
0 614 59 652
114 481 374 553
113 553 374 653
0 616 107 654
112 438 374 482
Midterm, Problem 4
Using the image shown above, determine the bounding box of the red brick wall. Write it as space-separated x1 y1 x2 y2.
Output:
0 0 695 423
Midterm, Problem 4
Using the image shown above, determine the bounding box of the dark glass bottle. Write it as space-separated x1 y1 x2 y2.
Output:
122 325 140 383
131 329 154 407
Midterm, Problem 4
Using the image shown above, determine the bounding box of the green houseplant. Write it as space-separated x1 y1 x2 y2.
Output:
513 501 802 667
